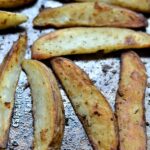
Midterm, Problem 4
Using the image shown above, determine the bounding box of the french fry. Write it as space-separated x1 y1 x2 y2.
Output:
32 27 150 60
74 0 150 13
0 11 27 30
0 33 27 148
116 51 147 150
0 0 35 9
33 2 147 28
51 57 118 150
22 60 65 150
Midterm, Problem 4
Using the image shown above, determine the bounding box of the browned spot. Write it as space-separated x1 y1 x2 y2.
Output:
85 101 88 105
52 58 63 64
40 129 48 141
94 103 98 109
118 88 124 97
82 114 87 120
32 51 49 60
111 148 116 150
93 110 101 116
82 77 93 86
80 114 92 127
125 36 137 45
4 102 11 109
46 32 58 40
129 15 136 21
2 19 7 25
134 109 139 114
130 71 140 80
94 2 109 12
110 118 114 121
70 50 76 54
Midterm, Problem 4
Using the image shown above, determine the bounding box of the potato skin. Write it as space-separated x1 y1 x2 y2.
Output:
0 11 27 30
22 60 65 150
32 27 150 60
116 51 147 150
0 33 27 148
51 57 118 150
75 0 150 13
0 0 35 8
33 2 147 28
100 0 150 13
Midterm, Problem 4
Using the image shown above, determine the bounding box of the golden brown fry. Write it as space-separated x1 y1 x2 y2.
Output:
32 27 150 60
51 57 118 150
0 33 27 148
33 2 147 28
0 11 27 30
116 51 147 150
22 60 65 150
0 0 35 9
74 0 150 13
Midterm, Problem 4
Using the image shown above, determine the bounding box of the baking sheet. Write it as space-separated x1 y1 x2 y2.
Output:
0 0 150 149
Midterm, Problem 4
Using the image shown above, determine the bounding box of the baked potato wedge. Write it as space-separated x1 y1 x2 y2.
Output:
51 57 118 150
33 2 147 28
0 33 27 148
116 51 147 150
22 60 65 150
0 11 27 30
75 0 150 13
32 27 150 60
0 0 35 9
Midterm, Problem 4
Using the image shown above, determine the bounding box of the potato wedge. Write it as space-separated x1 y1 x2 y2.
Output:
116 51 147 150
51 57 118 150
22 60 65 150
32 27 150 60
0 11 27 30
0 33 27 148
33 2 147 28
0 0 35 9
74 0 150 13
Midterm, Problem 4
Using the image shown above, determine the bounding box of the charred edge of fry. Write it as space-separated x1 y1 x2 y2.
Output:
0 33 27 75
45 65 65 149
31 50 51 60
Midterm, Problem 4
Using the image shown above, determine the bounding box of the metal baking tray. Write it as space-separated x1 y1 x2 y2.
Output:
0 0 150 149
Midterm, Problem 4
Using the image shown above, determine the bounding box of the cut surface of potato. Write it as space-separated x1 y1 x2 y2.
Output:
33 2 147 28
32 27 150 60
51 57 118 150
0 0 35 8
0 33 27 148
0 11 27 30
74 0 150 13
116 51 147 150
22 60 65 150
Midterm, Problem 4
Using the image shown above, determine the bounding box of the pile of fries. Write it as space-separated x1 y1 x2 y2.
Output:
0 0 150 149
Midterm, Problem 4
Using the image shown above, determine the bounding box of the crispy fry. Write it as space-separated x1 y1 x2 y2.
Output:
74 0 150 13
0 33 27 148
32 27 150 60
0 11 27 30
22 60 65 150
0 0 35 9
33 2 147 28
51 57 118 150
116 51 147 150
